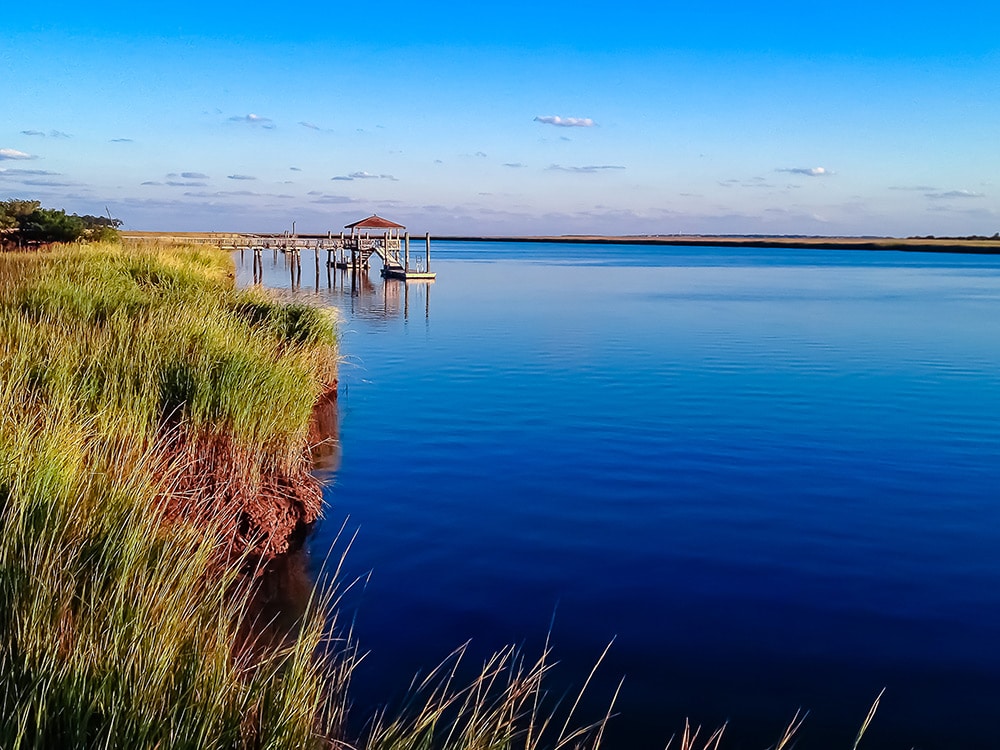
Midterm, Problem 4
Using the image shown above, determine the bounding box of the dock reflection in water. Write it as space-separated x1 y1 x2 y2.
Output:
238 248 431 323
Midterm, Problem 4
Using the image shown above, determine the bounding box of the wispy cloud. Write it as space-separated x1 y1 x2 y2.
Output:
719 177 774 189
0 149 37 161
179 171 209 179
21 129 71 138
184 190 256 198
0 168 60 178
925 189 985 199
289 167 302 171
547 164 625 173
229 113 275 129
298 121 321 130
889 185 938 191
21 179 76 187
475 151 488 158
534 115 596 128
503 162 527 168
310 194 362 204
165 181 208 187
110 138 134 143
776 167 832 176
182 190 294 199
331 171 398 181
227 174 257 181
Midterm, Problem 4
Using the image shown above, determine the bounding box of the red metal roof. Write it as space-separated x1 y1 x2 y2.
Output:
344 214 406 230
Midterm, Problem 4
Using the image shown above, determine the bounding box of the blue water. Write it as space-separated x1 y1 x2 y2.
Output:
236 243 1000 749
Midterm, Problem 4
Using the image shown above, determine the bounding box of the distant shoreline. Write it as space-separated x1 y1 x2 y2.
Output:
121 231 1000 255
436 235 1000 254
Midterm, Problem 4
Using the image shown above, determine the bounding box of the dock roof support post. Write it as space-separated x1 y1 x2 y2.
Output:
425 232 431 272
405 232 410 272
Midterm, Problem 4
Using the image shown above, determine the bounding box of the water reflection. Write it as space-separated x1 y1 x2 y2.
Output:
234 242 1000 750
235 546 315 659
310 388 341 475
234 325 342 662
237 249 433 323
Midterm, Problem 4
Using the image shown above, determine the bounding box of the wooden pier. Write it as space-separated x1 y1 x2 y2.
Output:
204 215 431 281
123 214 437 282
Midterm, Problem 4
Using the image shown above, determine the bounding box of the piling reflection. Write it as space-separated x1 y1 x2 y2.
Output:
236 249 433 323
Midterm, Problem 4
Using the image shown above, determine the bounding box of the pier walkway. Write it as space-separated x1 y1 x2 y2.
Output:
122 214 436 281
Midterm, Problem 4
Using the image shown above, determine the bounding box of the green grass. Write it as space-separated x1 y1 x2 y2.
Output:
0 241 343 748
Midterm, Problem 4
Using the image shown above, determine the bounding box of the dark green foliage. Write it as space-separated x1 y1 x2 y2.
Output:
17 208 86 243
0 200 122 247
231 297 337 346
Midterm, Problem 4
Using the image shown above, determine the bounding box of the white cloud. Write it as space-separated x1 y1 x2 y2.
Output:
0 149 37 161
534 115 596 128
776 167 831 176
228 174 257 181
547 164 625 173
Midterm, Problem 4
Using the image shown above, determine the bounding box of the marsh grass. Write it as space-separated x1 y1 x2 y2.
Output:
0 241 343 747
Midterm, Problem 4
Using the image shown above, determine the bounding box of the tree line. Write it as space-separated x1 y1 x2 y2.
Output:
0 199 122 248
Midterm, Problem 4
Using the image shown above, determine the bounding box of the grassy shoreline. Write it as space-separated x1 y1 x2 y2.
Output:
0 241 346 747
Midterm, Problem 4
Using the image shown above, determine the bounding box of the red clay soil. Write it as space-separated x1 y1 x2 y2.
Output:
160 381 338 560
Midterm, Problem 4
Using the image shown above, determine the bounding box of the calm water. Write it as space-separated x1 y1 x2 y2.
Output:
236 242 1000 749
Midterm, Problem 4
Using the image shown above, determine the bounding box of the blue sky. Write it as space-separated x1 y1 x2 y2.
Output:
3 0 999 235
